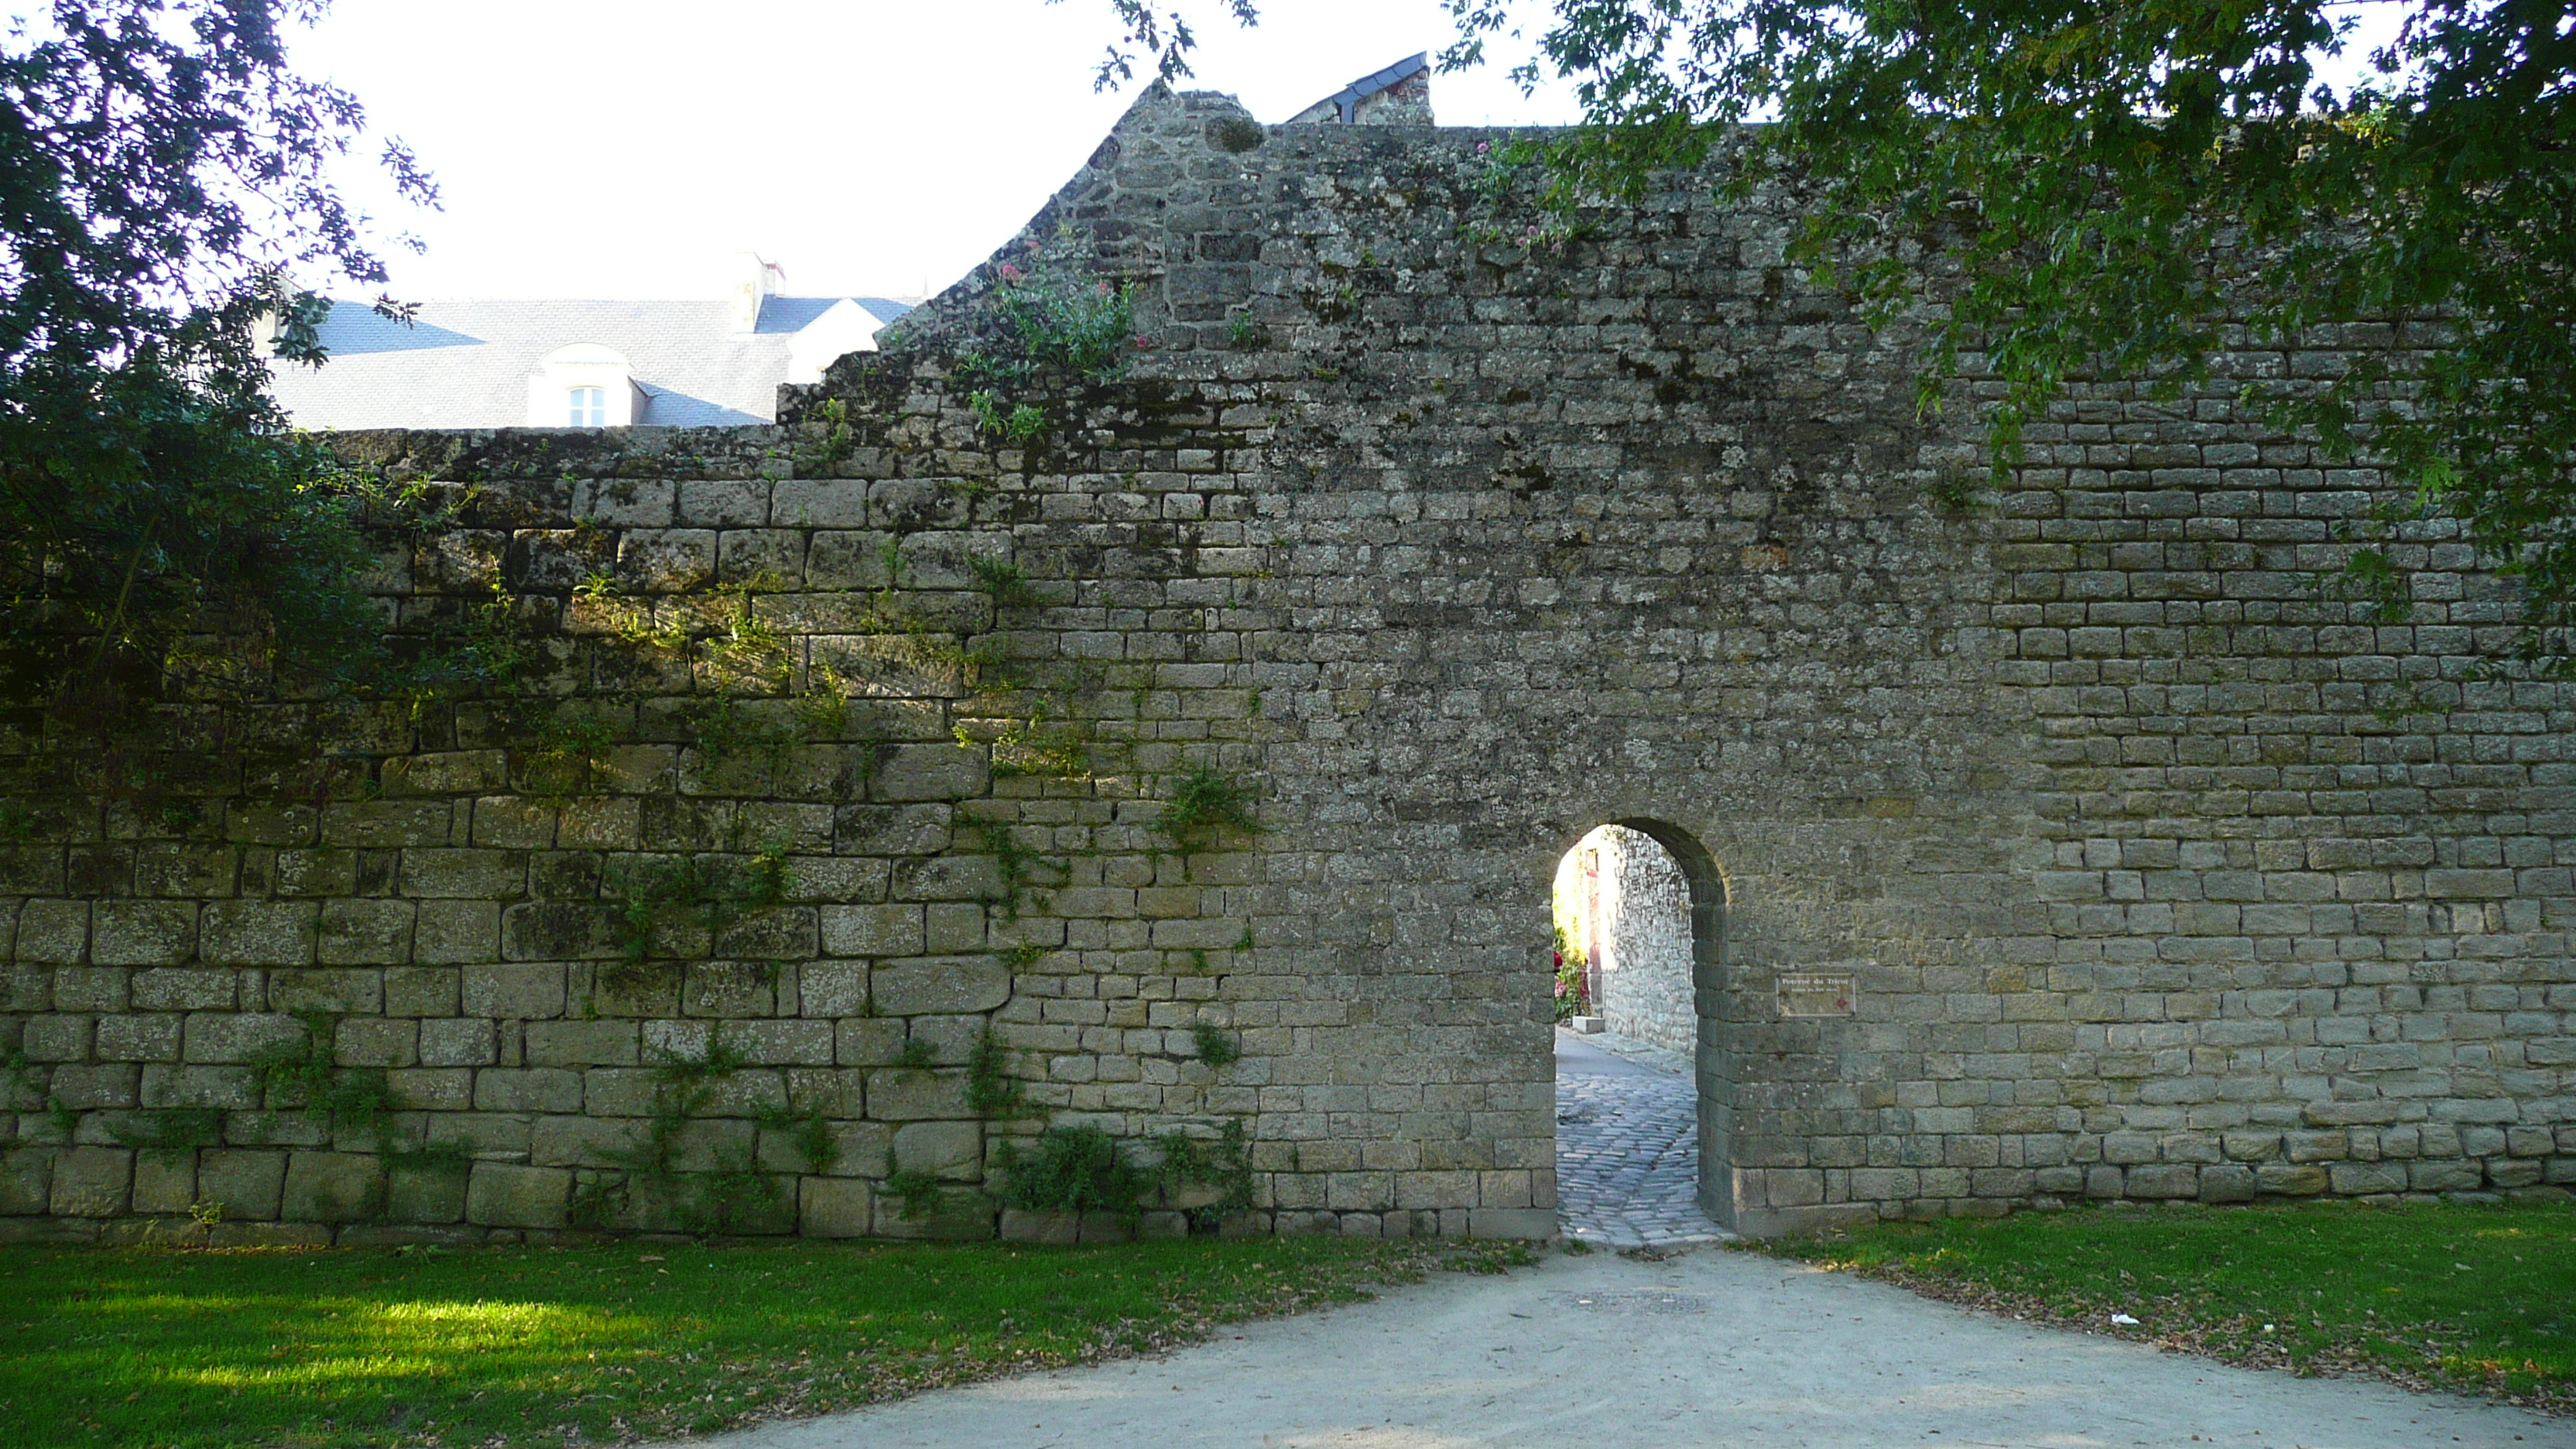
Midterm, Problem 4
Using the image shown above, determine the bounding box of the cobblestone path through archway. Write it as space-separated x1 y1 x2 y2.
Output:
1555 1029 1732 1247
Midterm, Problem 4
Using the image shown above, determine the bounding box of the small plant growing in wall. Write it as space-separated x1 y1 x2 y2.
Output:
967 389 1047 443
798 396 854 474
966 1026 1028 1118
1151 766 1262 854
1190 1020 1241 1069
988 248 1139 383
992 1121 1253 1228
608 844 791 988
968 553 1036 609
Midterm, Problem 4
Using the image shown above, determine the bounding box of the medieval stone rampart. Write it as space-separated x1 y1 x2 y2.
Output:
0 80 2567 1243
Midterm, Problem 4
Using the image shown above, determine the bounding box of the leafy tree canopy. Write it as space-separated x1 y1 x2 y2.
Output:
0 0 433 701
1106 0 2576 662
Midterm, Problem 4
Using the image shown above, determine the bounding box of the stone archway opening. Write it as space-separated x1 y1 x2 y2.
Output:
1550 822 1732 1245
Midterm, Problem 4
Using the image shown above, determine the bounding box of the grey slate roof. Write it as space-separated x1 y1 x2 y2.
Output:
1287 53 1430 124
265 295 914 430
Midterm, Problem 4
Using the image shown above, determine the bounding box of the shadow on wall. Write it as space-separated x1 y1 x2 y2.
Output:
1553 825 1695 1052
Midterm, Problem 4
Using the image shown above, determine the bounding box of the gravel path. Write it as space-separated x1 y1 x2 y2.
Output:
700 1245 2572 1449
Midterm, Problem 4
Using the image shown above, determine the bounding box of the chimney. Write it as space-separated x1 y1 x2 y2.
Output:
728 253 786 331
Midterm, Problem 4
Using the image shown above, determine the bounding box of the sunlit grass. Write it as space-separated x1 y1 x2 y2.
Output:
0 1236 1521 1448
1759 1198 2576 1412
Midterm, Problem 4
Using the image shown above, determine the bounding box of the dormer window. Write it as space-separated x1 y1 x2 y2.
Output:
527 344 640 426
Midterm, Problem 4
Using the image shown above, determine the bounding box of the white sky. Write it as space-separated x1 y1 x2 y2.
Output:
289 0 1581 303
277 0 2409 306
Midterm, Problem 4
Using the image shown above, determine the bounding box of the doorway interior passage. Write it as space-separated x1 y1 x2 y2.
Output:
1552 824 1729 1246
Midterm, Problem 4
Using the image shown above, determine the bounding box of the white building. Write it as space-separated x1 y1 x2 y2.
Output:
266 257 913 430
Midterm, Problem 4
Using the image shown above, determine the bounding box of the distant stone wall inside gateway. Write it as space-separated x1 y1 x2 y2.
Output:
1586 828 1697 1055
0 80 2569 1245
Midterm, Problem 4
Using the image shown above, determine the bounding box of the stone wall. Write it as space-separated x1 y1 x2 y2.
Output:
0 78 2569 1244
1581 827 1695 1053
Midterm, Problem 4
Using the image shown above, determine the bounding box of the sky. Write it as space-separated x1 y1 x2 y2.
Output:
283 0 2407 307
289 0 1583 303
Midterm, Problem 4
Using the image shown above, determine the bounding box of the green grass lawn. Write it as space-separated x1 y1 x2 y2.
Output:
1759 1198 2576 1413
0 1235 1525 1449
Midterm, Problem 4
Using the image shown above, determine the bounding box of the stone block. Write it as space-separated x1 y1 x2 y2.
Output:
50 1064 138 1108
2409 1159 2484 1193
381 1161 471 1225
466 1162 570 1228
204 1221 331 1247
335 1017 419 1068
472 1070 584 1113
198 901 317 967
2197 1163 2257 1203
872 957 1009 1016
282 1151 382 1222
385 966 461 1016
800 962 868 1016
399 849 527 899
800 1176 875 1238
924 903 986 953
874 745 988 803
836 1018 906 1066
865 1067 971 1121
0 1148 53 1214
819 903 923 958
680 961 776 1017
529 1115 649 1169
0 968 46 1012
52 967 128 1012
999 1208 1081 1243
132 1152 198 1216
833 803 952 856
2126 1164 2199 1199
502 903 625 961
322 800 453 848
50 1147 131 1216
463 964 566 1019
317 899 416 965
2330 1161 2409 1194
1466 1208 1555 1240
132 968 238 1011
182 1013 308 1065
524 1020 639 1067
419 1018 496 1067
141 1064 260 1110
723 1019 834 1066
270 968 384 1014
414 902 501 964
385 1068 474 1112
873 1187 996 1240
197 1149 287 1219
22 1012 89 1060
95 1015 182 1063
15 901 89 964
89 902 197 966
892 1121 982 1180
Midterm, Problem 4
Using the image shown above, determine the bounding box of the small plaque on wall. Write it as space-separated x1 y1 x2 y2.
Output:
1776 972 1856 1018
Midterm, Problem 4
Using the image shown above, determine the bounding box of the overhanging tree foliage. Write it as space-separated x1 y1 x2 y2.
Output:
1102 0 2576 663
0 0 433 701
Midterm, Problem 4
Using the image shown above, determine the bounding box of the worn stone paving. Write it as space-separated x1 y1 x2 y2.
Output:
1554 1028 1733 1247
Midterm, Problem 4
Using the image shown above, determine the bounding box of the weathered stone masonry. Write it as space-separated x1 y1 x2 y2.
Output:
2 80 2570 1243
